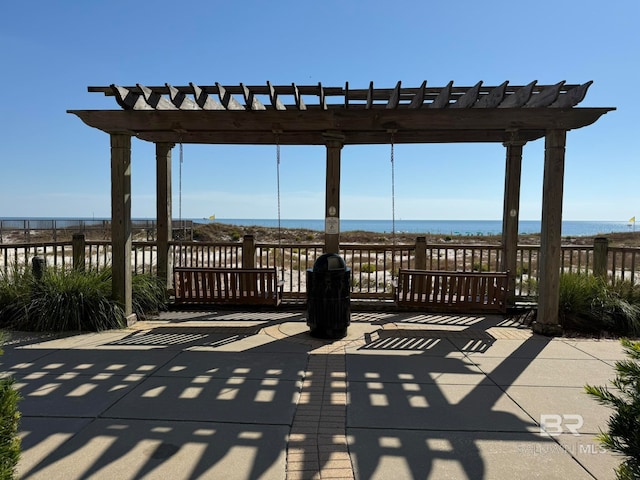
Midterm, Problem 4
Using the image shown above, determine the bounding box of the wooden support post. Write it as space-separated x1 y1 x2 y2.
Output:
156 142 173 290
242 235 256 268
415 236 427 270
72 233 86 272
593 237 609 279
324 137 344 254
501 138 525 306
32 256 45 281
534 129 566 336
110 134 133 317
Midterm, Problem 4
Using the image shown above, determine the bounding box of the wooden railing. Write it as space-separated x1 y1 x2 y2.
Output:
2 236 640 302
0 218 193 243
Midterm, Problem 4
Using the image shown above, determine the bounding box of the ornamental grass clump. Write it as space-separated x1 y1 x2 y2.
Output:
558 273 640 336
22 268 124 332
0 266 168 332
585 339 640 480
0 267 32 329
131 272 168 319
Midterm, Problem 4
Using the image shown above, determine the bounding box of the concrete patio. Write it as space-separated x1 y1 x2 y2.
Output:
0 310 628 479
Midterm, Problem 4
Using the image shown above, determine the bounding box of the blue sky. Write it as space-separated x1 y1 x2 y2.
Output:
1 1 637 221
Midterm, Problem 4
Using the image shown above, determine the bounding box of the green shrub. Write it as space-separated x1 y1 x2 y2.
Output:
361 263 376 274
132 273 168 319
22 268 124 332
0 267 33 329
559 273 640 335
585 339 640 479
0 342 21 480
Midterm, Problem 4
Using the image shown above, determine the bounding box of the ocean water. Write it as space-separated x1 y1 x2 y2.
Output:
208 219 634 237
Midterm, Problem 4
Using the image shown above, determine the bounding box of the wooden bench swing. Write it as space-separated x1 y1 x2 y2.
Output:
173 141 285 307
386 135 508 314
394 269 508 313
174 267 284 306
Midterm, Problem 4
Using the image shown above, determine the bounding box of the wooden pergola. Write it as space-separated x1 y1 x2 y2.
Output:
68 80 614 334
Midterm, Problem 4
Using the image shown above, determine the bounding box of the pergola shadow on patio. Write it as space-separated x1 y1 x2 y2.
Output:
68 80 614 334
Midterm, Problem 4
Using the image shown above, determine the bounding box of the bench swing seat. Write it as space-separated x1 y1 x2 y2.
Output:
395 269 508 313
174 267 285 306
172 136 287 308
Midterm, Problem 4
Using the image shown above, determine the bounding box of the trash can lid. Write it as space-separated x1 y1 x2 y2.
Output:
313 253 347 271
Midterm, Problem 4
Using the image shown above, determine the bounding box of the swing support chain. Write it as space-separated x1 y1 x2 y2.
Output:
274 130 284 281
389 129 398 288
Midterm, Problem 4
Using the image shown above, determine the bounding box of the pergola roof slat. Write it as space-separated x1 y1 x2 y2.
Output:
386 81 402 109
429 81 453 108
267 81 286 110
241 83 266 111
408 80 427 109
344 82 349 109
216 82 244 110
292 83 306 110
318 82 327 110
137 84 177 110
190 83 224 110
525 81 564 108
475 81 508 108
551 81 593 108
451 81 482 108
499 81 536 108
111 85 153 110
166 84 200 110
366 81 374 109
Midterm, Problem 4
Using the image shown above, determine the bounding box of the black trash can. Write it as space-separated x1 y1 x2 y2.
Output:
306 253 351 339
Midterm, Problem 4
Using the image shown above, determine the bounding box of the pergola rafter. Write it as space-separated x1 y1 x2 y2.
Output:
68 80 614 335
